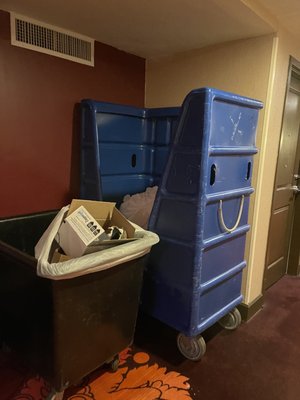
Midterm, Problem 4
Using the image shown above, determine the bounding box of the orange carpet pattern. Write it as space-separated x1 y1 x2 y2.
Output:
8 348 192 400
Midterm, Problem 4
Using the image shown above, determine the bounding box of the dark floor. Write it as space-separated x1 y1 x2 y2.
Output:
1 275 300 400
133 275 300 400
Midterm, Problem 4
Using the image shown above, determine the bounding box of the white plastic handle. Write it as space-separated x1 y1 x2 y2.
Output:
218 195 245 233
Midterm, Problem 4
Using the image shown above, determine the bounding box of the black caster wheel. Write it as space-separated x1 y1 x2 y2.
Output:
1 342 11 353
110 355 120 372
177 333 206 361
47 391 65 400
219 307 242 330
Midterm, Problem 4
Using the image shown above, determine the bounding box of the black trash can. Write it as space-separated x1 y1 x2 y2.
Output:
0 211 147 395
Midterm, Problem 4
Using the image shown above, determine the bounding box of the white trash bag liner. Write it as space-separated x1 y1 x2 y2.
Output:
35 205 159 280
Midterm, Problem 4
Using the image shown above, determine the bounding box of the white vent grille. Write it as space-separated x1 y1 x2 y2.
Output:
10 13 94 66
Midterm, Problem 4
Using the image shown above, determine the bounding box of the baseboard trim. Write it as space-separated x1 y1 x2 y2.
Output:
238 294 264 321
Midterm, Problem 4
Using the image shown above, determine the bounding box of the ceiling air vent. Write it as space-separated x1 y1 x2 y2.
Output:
10 13 94 66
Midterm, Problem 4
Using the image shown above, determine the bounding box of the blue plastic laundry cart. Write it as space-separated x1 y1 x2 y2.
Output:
80 88 263 359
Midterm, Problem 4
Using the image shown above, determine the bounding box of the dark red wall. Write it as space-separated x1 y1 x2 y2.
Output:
0 10 145 217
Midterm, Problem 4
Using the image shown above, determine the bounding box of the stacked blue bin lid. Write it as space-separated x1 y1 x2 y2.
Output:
80 88 263 338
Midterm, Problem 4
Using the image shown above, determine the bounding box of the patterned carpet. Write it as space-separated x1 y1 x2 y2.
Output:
1 348 192 400
1 276 300 400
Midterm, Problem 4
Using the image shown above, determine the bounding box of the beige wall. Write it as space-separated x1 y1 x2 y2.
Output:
146 35 273 109
145 34 274 305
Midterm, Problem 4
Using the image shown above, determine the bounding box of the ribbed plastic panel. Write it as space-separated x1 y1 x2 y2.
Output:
80 100 180 203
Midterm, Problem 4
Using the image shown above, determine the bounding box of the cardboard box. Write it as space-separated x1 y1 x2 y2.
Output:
52 248 71 263
56 199 136 258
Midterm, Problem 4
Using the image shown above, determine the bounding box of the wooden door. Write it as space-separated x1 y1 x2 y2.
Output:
264 60 300 289
287 115 300 276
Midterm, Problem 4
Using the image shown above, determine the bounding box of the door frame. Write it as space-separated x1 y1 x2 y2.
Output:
263 56 300 288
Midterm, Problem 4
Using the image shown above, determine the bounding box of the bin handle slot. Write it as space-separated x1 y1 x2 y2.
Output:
218 195 245 233
131 154 137 167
